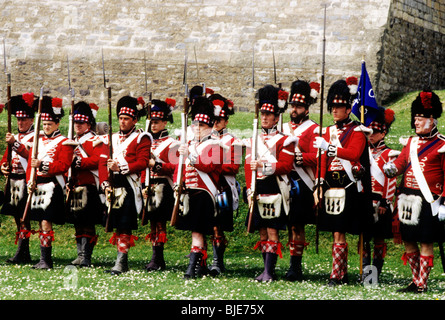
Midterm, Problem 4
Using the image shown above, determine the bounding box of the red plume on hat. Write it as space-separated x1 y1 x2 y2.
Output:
420 91 432 109
165 98 176 108
89 103 99 118
22 92 35 107
346 76 358 95
52 97 63 115
384 108 395 126
310 82 321 99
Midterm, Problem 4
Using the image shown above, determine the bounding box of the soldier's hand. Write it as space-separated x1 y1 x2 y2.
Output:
107 159 120 172
5 132 15 145
1 162 10 176
31 159 41 168
383 161 397 178
178 144 188 156
250 159 262 171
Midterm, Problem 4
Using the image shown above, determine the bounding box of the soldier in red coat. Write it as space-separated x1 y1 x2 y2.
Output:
66 101 108 267
383 89 445 293
174 96 224 279
26 95 75 269
363 106 399 281
102 95 152 275
313 79 374 286
282 80 320 281
142 98 179 272
1 93 36 264
208 93 242 276
244 84 295 282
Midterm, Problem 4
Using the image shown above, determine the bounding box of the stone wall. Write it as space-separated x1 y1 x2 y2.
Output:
0 0 443 112
376 0 445 103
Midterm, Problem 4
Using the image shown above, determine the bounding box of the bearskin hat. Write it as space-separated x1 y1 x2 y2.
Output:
410 89 442 128
189 85 215 101
208 93 235 120
73 101 97 127
37 95 64 123
326 78 357 112
116 95 146 120
189 95 215 126
8 93 37 118
368 106 395 134
258 84 289 115
150 98 174 123
288 80 316 108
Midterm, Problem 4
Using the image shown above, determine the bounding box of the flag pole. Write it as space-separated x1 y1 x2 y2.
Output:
359 58 365 282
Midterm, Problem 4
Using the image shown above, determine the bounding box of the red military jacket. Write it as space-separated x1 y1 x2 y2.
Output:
25 130 74 183
244 128 295 191
370 141 399 203
173 134 224 198
0 128 34 175
317 119 368 180
283 119 318 190
213 129 242 177
392 133 445 197
72 131 109 187
141 129 179 185
107 128 152 177
283 119 318 168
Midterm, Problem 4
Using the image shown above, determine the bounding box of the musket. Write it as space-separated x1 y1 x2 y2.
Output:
20 86 44 225
141 92 152 226
102 49 115 233
247 47 259 234
315 4 327 254
3 39 12 193
272 46 283 131
65 55 76 215
171 48 189 227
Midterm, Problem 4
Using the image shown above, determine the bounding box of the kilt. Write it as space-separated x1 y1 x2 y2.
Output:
175 188 217 235
142 177 174 224
105 174 138 231
318 170 374 235
288 171 316 226
246 175 287 231
0 173 27 219
363 192 394 241
28 176 65 225
397 188 445 243
65 184 104 226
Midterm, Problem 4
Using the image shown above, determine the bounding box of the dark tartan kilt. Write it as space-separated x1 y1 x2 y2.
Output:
246 175 287 231
65 184 104 226
142 178 174 223
364 192 394 240
105 174 138 231
398 188 445 244
0 174 27 219
214 176 234 232
318 171 374 235
175 188 217 235
29 177 65 225
288 171 316 226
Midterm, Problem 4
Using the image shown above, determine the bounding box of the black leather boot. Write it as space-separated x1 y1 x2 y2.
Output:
209 241 226 276
32 246 53 269
106 251 129 275
256 252 278 282
285 255 303 281
184 252 208 279
145 245 166 271
7 237 31 264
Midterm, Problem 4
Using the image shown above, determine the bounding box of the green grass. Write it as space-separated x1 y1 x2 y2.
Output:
1 91 445 301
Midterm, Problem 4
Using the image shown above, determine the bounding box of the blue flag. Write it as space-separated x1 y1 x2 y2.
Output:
351 61 379 126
